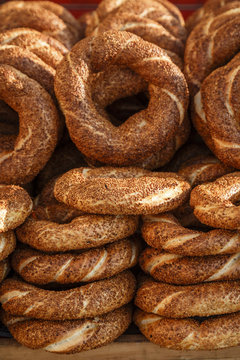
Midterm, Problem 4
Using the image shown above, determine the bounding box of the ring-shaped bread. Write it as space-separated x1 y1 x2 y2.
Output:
0 1 80 48
0 28 68 69
0 65 58 184
135 277 240 318
0 185 32 232
12 237 140 285
140 248 240 284
134 309 240 350
0 271 136 320
54 167 191 215
141 213 240 255
1 305 132 354
190 172 240 229
54 30 189 166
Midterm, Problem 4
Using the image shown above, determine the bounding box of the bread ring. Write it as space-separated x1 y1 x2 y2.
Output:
135 277 240 318
0 1 80 49
86 0 184 34
140 248 240 284
0 259 10 283
54 167 191 215
0 45 56 97
194 53 240 169
1 305 132 354
184 4 240 96
186 0 237 33
174 156 232 227
0 231 16 261
12 237 140 285
134 309 240 350
0 28 68 69
0 271 136 320
0 185 32 232
34 177 84 224
55 30 189 166
190 172 240 229
178 156 233 187
0 65 58 184
16 206 138 252
141 213 240 256
91 0 186 59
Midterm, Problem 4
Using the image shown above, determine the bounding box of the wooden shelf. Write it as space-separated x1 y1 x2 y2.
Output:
1 335 240 359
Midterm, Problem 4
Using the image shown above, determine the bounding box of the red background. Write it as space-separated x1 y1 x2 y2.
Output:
0 0 204 19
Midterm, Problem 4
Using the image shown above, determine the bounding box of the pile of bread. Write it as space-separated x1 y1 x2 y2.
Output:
0 0 240 354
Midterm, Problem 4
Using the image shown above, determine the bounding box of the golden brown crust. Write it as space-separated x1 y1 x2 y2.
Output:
0 231 16 261
140 248 240 284
0 28 68 69
190 172 240 229
0 65 58 184
54 167 191 215
184 3 240 96
0 185 32 232
86 0 184 34
0 44 55 97
54 30 189 166
0 271 136 320
141 213 240 255
91 0 186 60
12 237 141 285
134 309 240 350
186 0 237 33
2 305 132 354
196 53 240 169
16 209 138 252
0 1 79 48
135 277 240 318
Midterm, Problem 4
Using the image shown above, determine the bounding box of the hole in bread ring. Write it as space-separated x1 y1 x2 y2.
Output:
55 30 189 166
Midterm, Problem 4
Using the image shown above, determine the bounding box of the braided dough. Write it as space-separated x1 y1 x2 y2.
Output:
1 305 132 354
0 1 80 49
0 271 136 320
140 248 240 284
55 30 189 166
54 167 191 215
141 213 240 255
0 231 16 261
0 185 32 232
191 172 240 230
0 65 59 184
12 237 140 285
135 277 240 318
134 309 240 350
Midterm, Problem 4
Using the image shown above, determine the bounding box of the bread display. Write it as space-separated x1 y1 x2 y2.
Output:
1 0 240 355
